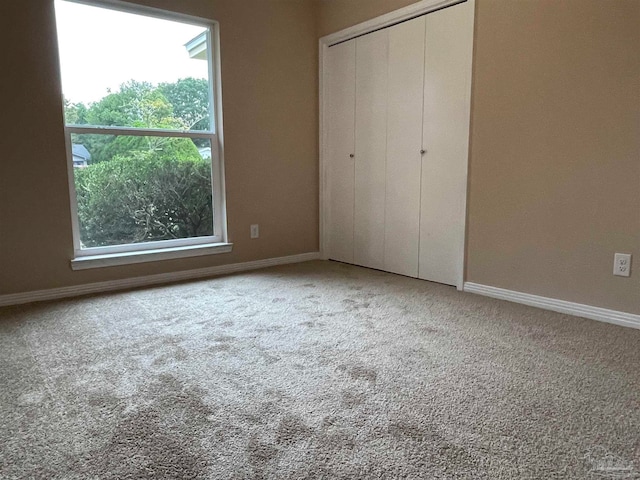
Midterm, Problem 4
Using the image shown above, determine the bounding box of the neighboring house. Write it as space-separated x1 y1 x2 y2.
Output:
72 144 91 168
185 32 207 60
198 146 211 159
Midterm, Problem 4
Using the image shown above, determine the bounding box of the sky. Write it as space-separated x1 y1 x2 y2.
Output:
54 0 209 105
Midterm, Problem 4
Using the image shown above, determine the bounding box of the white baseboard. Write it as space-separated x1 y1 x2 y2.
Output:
464 282 640 330
0 252 320 307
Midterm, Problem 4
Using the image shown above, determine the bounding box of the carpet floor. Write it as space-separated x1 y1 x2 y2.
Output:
1 260 639 479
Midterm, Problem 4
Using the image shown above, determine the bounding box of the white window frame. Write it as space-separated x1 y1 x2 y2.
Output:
56 0 230 269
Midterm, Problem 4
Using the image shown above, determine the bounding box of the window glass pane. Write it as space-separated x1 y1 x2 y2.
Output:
55 1 213 131
71 134 214 248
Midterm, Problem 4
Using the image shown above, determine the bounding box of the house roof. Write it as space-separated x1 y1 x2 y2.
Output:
72 144 91 161
185 31 207 60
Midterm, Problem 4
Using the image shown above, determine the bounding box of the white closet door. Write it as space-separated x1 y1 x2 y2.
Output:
419 2 474 286
384 16 426 278
324 40 356 263
354 29 388 270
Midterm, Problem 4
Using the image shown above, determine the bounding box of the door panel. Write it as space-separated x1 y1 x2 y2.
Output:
419 2 474 286
325 40 356 263
384 16 426 277
354 29 388 270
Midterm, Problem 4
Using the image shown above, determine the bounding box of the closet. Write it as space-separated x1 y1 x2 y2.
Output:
321 0 474 287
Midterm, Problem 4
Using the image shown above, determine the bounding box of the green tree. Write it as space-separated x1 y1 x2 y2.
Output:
86 80 179 129
70 78 214 247
75 151 213 247
158 77 210 131
63 99 88 124
78 80 183 164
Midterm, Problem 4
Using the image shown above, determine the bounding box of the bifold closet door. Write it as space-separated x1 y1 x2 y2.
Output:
324 40 356 264
383 16 426 277
419 2 474 286
353 29 388 270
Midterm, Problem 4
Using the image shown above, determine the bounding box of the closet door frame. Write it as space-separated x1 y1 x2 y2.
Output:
319 0 475 290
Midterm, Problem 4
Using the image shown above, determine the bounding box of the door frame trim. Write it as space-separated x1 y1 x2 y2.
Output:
319 0 468 47
319 0 475 290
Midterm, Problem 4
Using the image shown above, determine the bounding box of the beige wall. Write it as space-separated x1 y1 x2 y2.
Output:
317 0 418 37
319 0 639 315
467 0 639 314
0 0 319 295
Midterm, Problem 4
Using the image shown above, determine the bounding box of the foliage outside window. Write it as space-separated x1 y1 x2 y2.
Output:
55 0 224 256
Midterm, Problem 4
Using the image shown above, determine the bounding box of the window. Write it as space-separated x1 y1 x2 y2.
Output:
54 0 229 269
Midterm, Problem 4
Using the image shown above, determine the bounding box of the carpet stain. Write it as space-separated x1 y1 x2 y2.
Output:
209 343 231 353
72 375 213 479
152 346 189 365
321 415 339 428
265 388 286 401
341 390 365 408
319 429 356 451
256 325 284 333
342 299 371 310
355 291 379 299
338 364 378 383
213 335 236 343
419 325 440 334
258 400 282 418
162 335 184 346
260 352 281 365
86 392 121 409
389 420 438 442
247 435 279 465
246 435 279 480
276 415 313 445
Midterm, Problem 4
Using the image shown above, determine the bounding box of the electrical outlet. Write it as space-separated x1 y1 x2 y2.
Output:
250 224 259 239
613 253 631 277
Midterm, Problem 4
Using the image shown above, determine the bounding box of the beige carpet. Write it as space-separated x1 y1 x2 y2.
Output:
1 260 639 479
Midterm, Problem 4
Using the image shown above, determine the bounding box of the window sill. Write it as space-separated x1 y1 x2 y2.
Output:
71 242 233 271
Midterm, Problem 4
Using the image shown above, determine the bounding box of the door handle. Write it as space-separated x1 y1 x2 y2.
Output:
420 149 426 155
349 154 355 158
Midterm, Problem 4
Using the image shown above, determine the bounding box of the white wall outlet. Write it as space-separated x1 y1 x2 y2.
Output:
613 253 631 277
250 224 259 239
